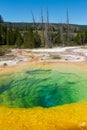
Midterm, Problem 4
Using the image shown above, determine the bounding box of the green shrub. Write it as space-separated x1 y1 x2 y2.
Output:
51 55 61 59
3 63 8 66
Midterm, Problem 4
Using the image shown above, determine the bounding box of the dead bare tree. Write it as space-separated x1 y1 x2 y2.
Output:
66 9 70 45
31 11 37 32
41 9 45 47
60 19 64 46
45 8 49 47
49 24 54 47
45 8 53 48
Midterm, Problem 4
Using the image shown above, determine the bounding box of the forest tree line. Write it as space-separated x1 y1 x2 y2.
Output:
1 14 87 48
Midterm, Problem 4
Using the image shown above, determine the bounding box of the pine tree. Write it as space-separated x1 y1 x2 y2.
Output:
15 36 23 48
24 27 35 48
34 31 41 48
54 29 61 45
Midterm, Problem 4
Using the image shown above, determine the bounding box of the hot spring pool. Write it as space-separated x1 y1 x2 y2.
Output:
0 63 87 108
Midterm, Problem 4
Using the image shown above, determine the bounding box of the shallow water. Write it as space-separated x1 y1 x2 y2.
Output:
0 63 87 108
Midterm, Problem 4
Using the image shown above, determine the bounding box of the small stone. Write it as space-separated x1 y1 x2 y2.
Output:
79 122 86 128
